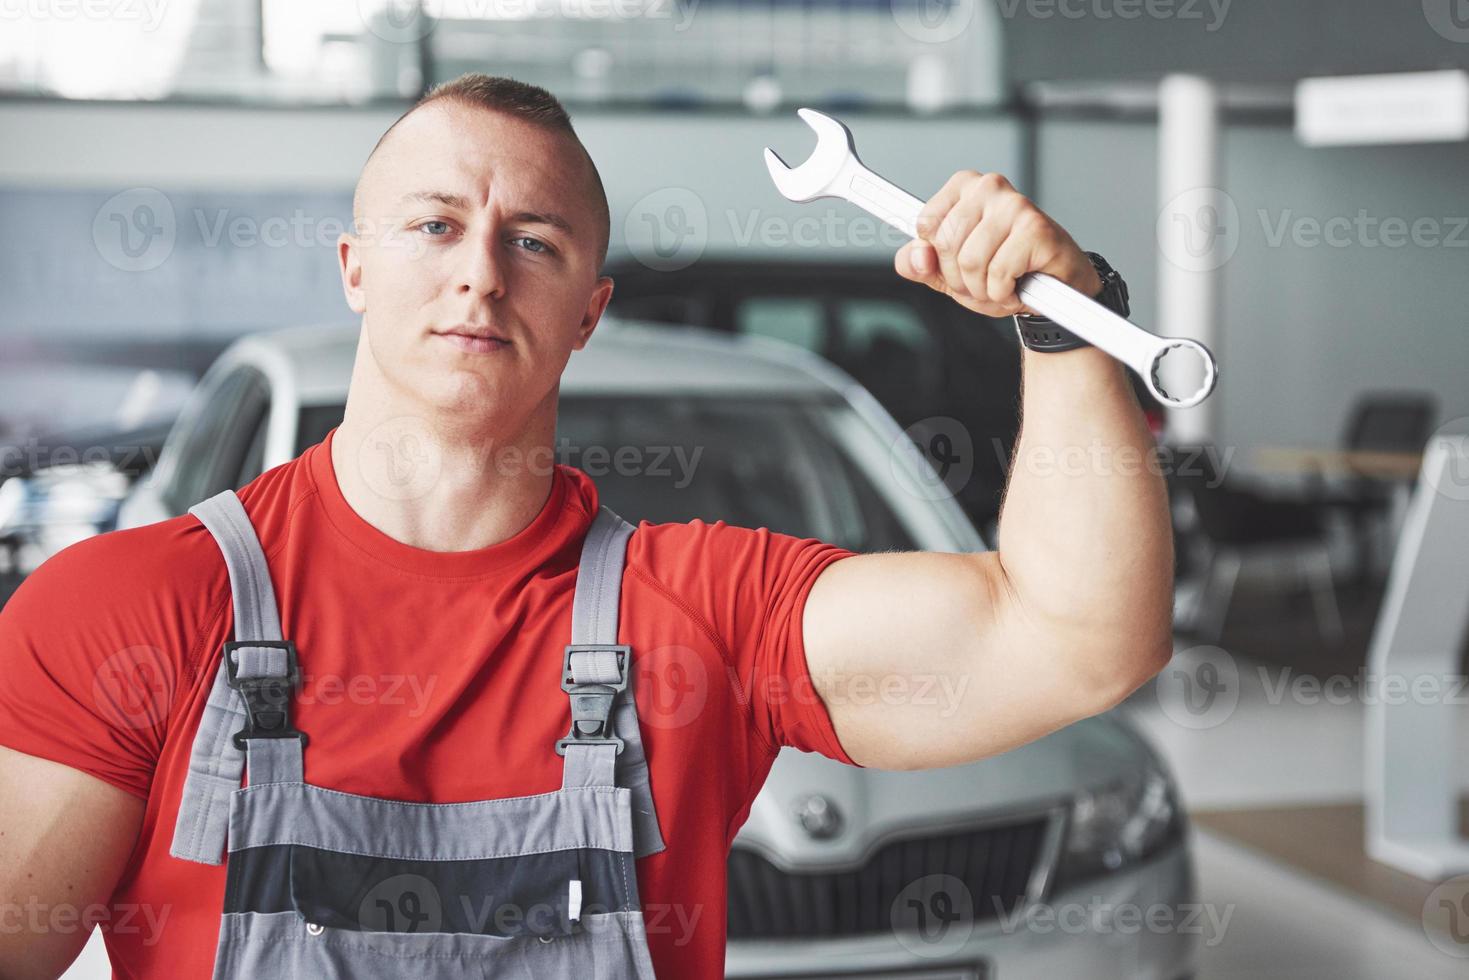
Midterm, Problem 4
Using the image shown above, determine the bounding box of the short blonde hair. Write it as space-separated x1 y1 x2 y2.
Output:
362 73 610 268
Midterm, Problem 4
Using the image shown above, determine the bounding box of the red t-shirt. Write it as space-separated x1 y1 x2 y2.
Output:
0 426 860 978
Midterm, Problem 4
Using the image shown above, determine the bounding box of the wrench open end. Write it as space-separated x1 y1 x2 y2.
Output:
762 108 858 203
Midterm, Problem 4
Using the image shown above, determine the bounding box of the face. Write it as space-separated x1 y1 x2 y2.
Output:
338 101 612 438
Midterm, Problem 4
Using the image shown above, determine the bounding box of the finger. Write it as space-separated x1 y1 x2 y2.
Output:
915 170 979 243
894 239 936 283
953 204 1015 306
984 228 1039 316
934 174 1018 302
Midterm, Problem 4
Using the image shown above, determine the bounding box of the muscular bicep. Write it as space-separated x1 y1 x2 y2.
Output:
0 746 144 979
800 550 1106 770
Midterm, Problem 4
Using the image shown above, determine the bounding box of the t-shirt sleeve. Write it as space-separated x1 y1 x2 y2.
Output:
0 520 225 800
634 519 862 767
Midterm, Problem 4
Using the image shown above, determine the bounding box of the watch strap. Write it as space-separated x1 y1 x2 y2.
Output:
1014 251 1129 353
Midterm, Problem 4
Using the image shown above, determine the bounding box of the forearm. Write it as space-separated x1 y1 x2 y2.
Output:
992 344 1175 691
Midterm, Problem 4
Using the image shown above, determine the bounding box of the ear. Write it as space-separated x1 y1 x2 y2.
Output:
338 230 366 314
572 275 614 351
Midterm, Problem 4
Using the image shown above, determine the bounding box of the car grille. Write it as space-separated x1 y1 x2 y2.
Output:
726 815 1052 940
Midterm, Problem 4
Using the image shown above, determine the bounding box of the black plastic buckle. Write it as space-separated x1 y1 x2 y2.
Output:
555 644 629 756
223 639 308 750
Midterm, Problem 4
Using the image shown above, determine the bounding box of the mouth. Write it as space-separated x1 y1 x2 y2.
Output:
433 325 512 354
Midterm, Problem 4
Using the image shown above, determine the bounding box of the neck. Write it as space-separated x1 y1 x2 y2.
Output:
330 370 557 557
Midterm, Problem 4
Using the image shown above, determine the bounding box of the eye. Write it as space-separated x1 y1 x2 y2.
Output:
511 236 551 254
418 220 452 236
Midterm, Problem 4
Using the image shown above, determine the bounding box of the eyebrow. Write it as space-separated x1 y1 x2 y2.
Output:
398 191 575 235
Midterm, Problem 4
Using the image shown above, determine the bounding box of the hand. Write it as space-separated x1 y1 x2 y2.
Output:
895 171 1103 318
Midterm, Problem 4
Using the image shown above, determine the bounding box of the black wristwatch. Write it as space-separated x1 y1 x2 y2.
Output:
1014 251 1130 352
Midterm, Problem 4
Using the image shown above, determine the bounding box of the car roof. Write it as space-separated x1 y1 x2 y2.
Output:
232 319 845 404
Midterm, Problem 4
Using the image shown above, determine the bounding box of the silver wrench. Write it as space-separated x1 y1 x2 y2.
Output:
762 107 1219 409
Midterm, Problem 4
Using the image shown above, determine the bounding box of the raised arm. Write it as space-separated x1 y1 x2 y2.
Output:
802 170 1174 771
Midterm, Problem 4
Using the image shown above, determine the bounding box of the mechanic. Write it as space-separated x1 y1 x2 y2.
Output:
0 73 1174 979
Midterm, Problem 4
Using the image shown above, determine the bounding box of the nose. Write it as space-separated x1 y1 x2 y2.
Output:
457 228 507 300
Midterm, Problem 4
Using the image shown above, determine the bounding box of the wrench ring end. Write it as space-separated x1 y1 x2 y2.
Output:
1145 339 1218 409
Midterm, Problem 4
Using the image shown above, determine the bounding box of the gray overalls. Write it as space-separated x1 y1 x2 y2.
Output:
167 488 667 978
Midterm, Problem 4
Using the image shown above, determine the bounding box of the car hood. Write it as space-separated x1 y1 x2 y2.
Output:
734 712 1151 869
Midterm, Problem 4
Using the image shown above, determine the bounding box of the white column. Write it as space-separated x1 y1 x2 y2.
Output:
1156 74 1224 445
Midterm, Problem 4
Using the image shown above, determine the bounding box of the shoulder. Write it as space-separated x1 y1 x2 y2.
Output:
623 517 855 622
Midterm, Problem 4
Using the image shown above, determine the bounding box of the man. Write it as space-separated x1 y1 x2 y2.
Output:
0 74 1173 978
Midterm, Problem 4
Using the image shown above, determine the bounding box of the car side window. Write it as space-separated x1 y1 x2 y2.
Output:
235 399 271 490
164 367 269 513
734 297 825 351
830 297 940 424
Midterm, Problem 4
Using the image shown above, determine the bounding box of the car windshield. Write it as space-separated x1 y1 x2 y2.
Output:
296 395 917 553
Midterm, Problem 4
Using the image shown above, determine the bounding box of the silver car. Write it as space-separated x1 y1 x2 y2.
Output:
119 321 1197 980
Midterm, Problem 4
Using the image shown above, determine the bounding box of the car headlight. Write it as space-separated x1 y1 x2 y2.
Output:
1055 764 1184 888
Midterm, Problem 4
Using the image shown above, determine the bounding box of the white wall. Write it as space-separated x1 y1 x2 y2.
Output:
1036 117 1469 456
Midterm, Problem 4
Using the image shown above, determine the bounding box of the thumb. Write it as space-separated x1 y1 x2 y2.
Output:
895 238 939 285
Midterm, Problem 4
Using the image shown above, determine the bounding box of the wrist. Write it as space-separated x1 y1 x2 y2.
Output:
1014 251 1129 354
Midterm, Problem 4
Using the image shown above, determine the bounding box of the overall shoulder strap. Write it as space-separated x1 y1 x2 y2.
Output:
170 490 301 865
559 506 667 859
